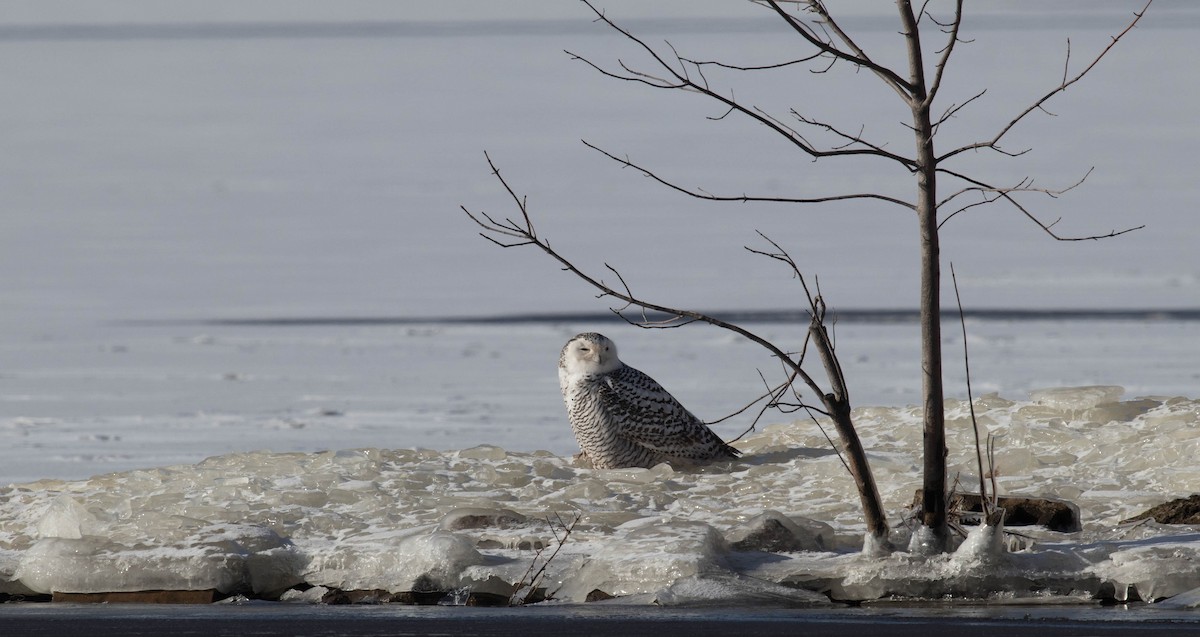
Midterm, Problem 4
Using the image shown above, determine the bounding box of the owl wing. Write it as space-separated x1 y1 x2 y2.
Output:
598 365 738 457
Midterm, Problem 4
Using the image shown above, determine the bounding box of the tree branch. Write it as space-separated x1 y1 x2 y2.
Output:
923 0 965 107
936 166 1144 240
788 109 913 166
572 0 916 169
764 0 914 100
681 51 825 72
462 152 829 400
931 88 986 135
583 139 916 210
938 0 1153 163
937 169 1091 213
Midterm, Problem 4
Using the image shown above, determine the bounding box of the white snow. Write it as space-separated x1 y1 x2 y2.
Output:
0 0 1198 608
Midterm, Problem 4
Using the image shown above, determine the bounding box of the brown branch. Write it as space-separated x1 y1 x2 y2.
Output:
572 1 915 169
931 88 987 134
511 510 580 605
583 140 916 210
950 263 991 521
788 109 910 164
764 0 913 100
924 0 965 107
718 369 794 427
463 152 829 401
681 50 825 72
938 0 1153 163
744 231 820 316
936 167 1144 240
936 168 1092 216
724 366 818 443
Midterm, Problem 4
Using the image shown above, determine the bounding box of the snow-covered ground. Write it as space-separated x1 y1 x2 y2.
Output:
5 385 1200 605
1 0 1199 607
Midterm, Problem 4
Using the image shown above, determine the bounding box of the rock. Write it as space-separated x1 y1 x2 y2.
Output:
51 590 218 604
585 589 614 602
320 586 541 606
437 508 528 531
321 588 394 605
0 592 52 603
725 510 831 552
475 534 547 550
913 490 1081 533
321 588 457 605
464 591 513 606
1122 495 1200 525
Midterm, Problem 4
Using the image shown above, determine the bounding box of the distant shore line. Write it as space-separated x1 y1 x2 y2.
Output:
125 308 1200 328
3 12 1190 43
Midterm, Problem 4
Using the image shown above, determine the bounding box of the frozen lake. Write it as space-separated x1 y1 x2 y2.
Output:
3 316 1200 485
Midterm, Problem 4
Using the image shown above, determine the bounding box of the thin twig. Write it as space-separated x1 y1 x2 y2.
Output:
936 167 1144 240
512 510 581 605
583 140 915 210
682 51 825 72
764 0 913 100
923 0 965 107
938 0 1153 163
807 407 850 475
951 263 991 521
572 0 917 169
462 152 831 404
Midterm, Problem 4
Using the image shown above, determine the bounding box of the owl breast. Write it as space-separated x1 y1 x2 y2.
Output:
561 364 739 470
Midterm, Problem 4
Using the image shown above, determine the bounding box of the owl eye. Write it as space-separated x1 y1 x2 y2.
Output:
579 347 590 352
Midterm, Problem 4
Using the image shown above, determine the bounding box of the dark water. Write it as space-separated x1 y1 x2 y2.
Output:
0 6 1196 43
2 602 1199 637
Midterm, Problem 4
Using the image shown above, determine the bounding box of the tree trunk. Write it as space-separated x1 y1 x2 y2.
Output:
915 145 948 550
898 0 949 551
809 314 890 550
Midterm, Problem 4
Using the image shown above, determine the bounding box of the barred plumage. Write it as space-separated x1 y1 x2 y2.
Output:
558 332 740 470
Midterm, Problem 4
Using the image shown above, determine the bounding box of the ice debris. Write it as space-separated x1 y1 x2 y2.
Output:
2 388 1200 605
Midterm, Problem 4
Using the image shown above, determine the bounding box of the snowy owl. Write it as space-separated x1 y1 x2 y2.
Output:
558 332 741 469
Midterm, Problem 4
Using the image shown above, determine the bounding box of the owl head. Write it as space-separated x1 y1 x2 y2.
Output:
559 332 621 376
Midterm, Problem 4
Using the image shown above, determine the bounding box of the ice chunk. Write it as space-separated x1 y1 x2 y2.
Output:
950 518 1008 569
18 537 239 595
438 507 528 531
1093 536 1200 602
1158 585 1200 609
15 523 303 596
279 585 329 603
554 520 728 602
906 525 944 556
457 445 508 461
861 531 892 558
725 511 832 553
303 530 484 593
1029 386 1124 412
652 573 831 607
593 463 675 485
0 549 38 596
35 495 100 540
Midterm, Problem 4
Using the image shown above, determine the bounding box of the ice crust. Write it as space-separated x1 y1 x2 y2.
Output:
3 387 1200 605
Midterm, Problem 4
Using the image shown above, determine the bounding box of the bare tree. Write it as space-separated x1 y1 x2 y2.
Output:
462 153 892 550
555 0 1150 552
